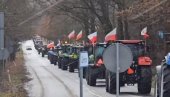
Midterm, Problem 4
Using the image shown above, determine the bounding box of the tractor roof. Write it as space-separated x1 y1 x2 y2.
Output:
116 40 144 44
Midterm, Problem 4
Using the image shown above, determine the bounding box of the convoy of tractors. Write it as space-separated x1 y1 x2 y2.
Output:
32 31 170 97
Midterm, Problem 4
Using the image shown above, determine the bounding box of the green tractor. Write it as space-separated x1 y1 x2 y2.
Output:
85 43 108 86
105 40 152 94
67 45 85 72
58 44 72 70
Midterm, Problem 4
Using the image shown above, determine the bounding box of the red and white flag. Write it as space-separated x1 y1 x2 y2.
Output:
88 32 97 43
105 28 117 42
141 27 149 39
57 40 61 47
68 30 75 39
76 30 83 40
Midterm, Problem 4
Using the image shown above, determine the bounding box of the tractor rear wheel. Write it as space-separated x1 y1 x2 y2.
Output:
83 67 87 78
138 66 152 94
42 52 45 57
61 58 68 70
69 65 74 72
107 72 120 94
162 64 170 97
106 71 124 94
105 70 109 92
58 58 62 68
87 66 96 86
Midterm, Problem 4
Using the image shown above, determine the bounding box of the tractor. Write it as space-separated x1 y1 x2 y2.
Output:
58 44 72 70
40 44 49 57
157 33 170 97
47 47 60 65
85 43 108 86
67 45 85 72
105 40 152 94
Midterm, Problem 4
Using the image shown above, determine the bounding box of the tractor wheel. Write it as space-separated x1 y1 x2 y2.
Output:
162 64 170 97
58 62 61 68
38 51 40 54
106 71 123 94
107 72 117 94
50 60 53 64
85 67 90 85
42 52 45 57
87 66 97 86
83 67 87 78
69 65 74 72
105 70 109 92
61 59 68 70
138 66 152 94
54 61 57 65
58 58 62 68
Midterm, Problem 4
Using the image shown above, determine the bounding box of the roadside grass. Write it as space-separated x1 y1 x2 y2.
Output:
0 50 30 97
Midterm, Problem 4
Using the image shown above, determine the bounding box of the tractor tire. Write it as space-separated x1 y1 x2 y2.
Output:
105 70 109 92
107 72 117 94
83 67 87 78
85 67 90 85
106 71 124 94
50 60 53 64
54 61 57 65
38 51 40 54
58 58 62 68
69 65 74 72
161 64 170 97
42 52 45 57
138 66 152 94
87 66 97 86
61 58 68 70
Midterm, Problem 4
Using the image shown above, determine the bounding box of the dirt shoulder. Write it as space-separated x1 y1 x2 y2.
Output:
0 51 30 97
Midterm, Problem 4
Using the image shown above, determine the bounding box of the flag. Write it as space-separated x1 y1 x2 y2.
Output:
105 28 117 42
68 30 75 39
57 40 61 47
141 27 149 39
47 42 54 48
76 30 83 40
88 32 97 43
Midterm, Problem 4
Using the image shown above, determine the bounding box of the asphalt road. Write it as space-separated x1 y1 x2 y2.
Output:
23 40 154 97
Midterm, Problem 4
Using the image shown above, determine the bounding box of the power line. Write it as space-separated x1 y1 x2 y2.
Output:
129 0 168 20
18 0 63 26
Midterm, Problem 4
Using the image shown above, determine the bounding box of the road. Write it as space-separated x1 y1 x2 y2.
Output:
22 40 154 97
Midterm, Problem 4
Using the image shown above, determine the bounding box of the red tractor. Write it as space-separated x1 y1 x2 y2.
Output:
105 40 152 94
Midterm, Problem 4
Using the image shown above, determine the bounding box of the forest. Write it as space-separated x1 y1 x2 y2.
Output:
0 0 170 65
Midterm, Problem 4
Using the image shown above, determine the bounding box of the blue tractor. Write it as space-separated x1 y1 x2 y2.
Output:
157 33 170 97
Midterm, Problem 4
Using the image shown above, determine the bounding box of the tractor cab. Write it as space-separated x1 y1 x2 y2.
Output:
105 40 152 94
58 44 72 70
67 45 85 72
86 43 108 86
157 33 170 97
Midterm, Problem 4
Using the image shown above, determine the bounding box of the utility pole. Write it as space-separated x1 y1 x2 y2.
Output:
0 12 4 49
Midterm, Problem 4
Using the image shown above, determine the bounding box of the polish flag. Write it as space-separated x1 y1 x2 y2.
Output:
141 27 149 39
76 30 83 40
88 32 97 43
68 30 75 39
47 42 54 48
57 40 61 47
105 28 117 42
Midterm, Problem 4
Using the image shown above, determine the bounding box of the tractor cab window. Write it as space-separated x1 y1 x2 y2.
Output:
95 45 105 63
126 43 145 58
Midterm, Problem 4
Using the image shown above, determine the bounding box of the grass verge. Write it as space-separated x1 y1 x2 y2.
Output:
0 51 30 97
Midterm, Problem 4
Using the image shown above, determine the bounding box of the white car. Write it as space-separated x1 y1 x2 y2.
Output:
26 46 32 50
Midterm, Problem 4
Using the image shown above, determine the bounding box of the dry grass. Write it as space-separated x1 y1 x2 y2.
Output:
0 51 30 97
